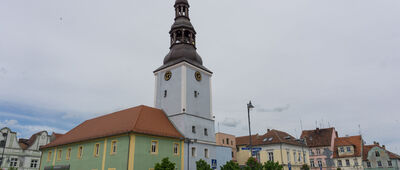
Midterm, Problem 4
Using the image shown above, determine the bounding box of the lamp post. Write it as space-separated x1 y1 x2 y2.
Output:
1 132 8 167
247 100 254 156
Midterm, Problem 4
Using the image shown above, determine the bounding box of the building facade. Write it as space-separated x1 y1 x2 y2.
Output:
363 143 400 170
216 133 237 161
0 127 52 170
332 135 363 170
39 106 185 170
301 128 338 170
236 129 310 170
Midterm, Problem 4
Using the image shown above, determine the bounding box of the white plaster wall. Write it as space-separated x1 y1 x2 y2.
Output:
155 66 183 115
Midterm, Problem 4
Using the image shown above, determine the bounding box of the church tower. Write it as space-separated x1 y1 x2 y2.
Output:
154 0 216 169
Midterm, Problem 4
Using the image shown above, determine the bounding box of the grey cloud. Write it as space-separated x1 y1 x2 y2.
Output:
257 104 290 112
221 118 241 128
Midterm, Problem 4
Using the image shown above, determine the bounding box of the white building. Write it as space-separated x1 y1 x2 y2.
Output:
153 0 231 169
0 127 54 170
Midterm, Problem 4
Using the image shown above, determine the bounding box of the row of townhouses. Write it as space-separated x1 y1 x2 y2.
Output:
218 127 400 170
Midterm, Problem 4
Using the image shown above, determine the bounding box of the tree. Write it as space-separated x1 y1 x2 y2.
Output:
301 164 310 170
196 159 212 170
154 157 176 170
244 157 263 170
337 168 341 170
263 161 283 170
220 160 241 170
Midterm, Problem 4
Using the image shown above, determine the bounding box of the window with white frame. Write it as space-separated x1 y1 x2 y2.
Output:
298 152 301 162
340 147 344 152
30 159 38 168
354 159 359 166
388 161 393 167
316 149 321 155
318 160 323 167
377 161 382 167
310 159 315 167
375 151 380 157
338 160 342 167
293 152 297 162
287 151 291 163
268 152 274 162
309 149 313 156
204 148 209 158
346 146 351 152
10 158 18 167
345 159 350 166
367 161 371 168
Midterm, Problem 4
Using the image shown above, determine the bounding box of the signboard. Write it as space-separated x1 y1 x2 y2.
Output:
241 147 262 151
211 159 217 169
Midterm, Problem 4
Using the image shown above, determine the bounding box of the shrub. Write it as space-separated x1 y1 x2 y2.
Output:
196 159 212 170
244 157 263 170
301 164 310 170
220 160 241 170
154 157 176 170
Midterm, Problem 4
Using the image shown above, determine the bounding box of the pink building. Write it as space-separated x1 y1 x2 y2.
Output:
301 128 338 170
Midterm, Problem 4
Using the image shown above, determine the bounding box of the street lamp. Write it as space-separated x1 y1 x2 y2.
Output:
247 100 254 156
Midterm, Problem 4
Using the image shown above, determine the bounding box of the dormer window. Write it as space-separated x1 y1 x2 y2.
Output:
375 151 380 157
340 147 344 152
346 146 351 152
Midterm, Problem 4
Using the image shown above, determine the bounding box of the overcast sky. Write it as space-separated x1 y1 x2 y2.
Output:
1 0 399 153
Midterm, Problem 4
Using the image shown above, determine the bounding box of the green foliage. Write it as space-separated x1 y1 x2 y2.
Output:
196 159 212 170
244 157 263 170
220 160 241 170
337 168 341 170
263 161 283 170
8 168 18 170
301 164 310 170
154 157 176 170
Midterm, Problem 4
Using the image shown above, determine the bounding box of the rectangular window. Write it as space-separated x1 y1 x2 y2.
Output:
78 146 83 159
226 138 229 145
375 151 380 157
94 143 100 157
377 161 382 167
345 159 350 166
367 161 371 168
192 126 196 133
354 159 358 166
287 151 291 163
316 149 321 155
205 148 209 158
310 159 315 167
192 147 196 157
388 161 392 167
346 146 351 152
303 152 307 163
30 159 38 168
298 152 301 162
47 151 52 162
318 160 322 167
268 152 274 162
10 158 18 167
0 157 2 167
204 128 208 136
111 140 117 154
340 147 344 152
151 140 158 154
338 160 342 167
232 151 234 157
222 139 224 144
57 149 62 160
66 148 71 160
173 143 179 155
293 152 297 162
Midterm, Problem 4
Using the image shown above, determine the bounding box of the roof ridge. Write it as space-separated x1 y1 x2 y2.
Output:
131 105 145 130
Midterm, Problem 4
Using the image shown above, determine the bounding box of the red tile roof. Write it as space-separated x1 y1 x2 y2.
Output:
41 105 183 149
363 144 400 160
300 128 336 147
236 129 306 147
333 135 362 158
18 131 47 150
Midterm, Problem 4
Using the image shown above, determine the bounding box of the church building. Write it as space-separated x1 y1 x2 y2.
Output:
38 0 231 169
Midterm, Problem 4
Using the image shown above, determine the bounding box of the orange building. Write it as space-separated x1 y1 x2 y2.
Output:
216 132 237 161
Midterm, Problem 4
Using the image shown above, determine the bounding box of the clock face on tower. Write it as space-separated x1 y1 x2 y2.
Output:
164 71 172 81
195 71 202 81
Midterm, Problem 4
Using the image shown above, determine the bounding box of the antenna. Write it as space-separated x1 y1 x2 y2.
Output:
218 122 220 133
358 124 362 136
300 119 303 131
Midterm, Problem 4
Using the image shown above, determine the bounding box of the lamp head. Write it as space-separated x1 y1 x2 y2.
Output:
247 101 254 109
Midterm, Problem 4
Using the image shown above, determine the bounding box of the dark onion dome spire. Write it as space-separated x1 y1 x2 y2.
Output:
154 0 211 73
